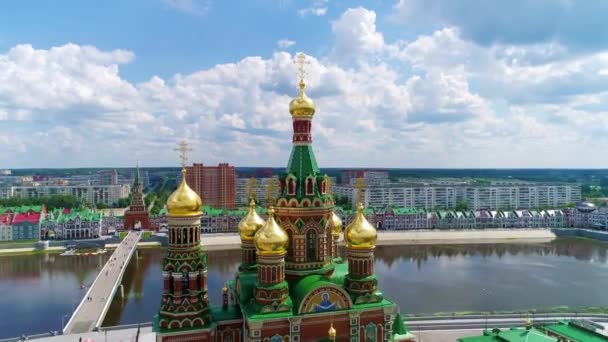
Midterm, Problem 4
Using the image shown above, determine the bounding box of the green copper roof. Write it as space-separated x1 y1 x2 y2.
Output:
543 321 608 342
134 165 141 186
286 145 320 180
393 312 409 336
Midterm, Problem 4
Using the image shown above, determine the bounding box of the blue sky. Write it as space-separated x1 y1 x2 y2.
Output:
1 0 608 168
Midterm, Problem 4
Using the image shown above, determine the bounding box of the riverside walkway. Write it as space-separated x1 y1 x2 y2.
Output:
62 231 142 335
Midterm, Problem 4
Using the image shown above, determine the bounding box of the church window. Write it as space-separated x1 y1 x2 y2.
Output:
169 275 174 294
306 230 317 262
288 177 296 195
364 322 377 342
306 177 314 195
286 230 294 260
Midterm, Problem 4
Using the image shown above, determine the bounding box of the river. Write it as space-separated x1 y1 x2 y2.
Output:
1 237 608 339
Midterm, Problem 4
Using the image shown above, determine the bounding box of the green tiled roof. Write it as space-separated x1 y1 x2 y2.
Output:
286 145 320 184
543 321 608 342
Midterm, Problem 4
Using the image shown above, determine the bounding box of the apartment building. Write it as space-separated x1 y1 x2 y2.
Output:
334 183 581 210
10 184 130 206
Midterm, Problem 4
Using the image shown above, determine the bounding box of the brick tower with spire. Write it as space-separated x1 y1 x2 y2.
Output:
123 165 152 230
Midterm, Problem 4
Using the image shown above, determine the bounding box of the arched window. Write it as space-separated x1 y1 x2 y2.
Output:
306 230 317 262
306 178 314 195
364 322 377 342
288 177 296 195
169 275 174 294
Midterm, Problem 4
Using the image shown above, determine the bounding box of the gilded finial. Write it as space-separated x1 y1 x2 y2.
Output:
328 322 337 340
326 175 332 195
174 140 192 168
266 178 276 206
222 283 228 293
248 177 257 201
295 52 309 95
354 177 367 205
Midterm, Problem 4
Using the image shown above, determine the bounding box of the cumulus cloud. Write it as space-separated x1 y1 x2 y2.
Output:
392 0 608 50
2 5 608 168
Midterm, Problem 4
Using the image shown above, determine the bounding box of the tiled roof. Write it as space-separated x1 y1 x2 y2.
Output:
12 212 41 224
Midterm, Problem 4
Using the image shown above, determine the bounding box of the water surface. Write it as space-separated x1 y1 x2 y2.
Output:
1 238 608 338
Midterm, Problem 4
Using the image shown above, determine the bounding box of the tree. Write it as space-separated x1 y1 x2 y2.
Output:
455 200 469 211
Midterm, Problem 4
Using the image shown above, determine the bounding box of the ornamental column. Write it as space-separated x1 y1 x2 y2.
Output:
345 202 379 302
238 198 265 270
253 207 292 312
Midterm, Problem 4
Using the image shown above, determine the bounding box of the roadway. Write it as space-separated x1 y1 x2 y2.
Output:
62 231 142 335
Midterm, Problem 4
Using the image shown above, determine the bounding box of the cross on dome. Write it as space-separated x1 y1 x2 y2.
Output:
174 140 192 168
248 177 257 201
354 177 367 205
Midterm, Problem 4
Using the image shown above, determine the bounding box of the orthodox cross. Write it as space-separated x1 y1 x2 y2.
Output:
266 178 276 206
294 52 310 92
325 175 332 195
174 140 192 168
248 177 257 201
354 177 367 205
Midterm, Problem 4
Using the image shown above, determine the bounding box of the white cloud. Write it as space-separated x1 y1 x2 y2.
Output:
163 0 210 16
330 7 385 59
298 0 328 17
3 6 608 168
277 39 296 49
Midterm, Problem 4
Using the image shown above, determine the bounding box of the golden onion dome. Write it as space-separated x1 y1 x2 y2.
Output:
167 169 202 217
238 199 265 241
331 211 343 236
345 202 377 249
254 206 289 256
289 80 316 118
328 323 336 339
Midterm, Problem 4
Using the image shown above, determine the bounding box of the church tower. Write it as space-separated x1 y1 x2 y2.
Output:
123 165 152 230
274 53 335 275
156 142 211 339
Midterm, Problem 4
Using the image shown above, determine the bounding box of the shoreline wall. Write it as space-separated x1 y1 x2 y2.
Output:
200 229 559 251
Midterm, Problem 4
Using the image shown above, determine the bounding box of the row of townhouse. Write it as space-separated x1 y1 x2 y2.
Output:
0 206 45 241
40 207 102 240
334 207 569 230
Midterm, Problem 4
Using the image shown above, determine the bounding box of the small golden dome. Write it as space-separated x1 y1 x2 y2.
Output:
331 211 343 236
222 283 228 293
289 80 316 118
167 169 202 217
345 203 377 249
254 206 288 256
238 199 265 241
328 323 336 339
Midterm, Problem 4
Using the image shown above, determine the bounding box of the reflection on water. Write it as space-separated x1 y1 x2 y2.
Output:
2 237 608 338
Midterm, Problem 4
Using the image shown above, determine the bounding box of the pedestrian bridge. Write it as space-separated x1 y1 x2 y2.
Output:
62 231 142 335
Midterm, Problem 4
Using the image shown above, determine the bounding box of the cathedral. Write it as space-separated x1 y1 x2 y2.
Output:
154 54 413 342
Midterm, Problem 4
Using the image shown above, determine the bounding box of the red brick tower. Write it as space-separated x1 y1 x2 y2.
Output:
123 166 152 230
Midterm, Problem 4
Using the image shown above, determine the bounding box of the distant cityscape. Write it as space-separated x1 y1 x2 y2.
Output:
1 165 607 243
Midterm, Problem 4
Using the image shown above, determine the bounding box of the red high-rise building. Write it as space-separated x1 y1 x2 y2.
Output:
185 162 236 209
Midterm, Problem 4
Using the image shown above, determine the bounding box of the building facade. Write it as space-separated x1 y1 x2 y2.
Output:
185 162 237 209
10 184 130 206
97 169 118 185
335 184 581 211
235 176 280 206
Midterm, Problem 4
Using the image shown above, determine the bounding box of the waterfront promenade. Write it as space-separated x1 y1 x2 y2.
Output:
62 231 142 335
200 229 557 250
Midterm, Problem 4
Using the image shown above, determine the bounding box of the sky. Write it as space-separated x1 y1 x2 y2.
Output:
1 0 608 168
